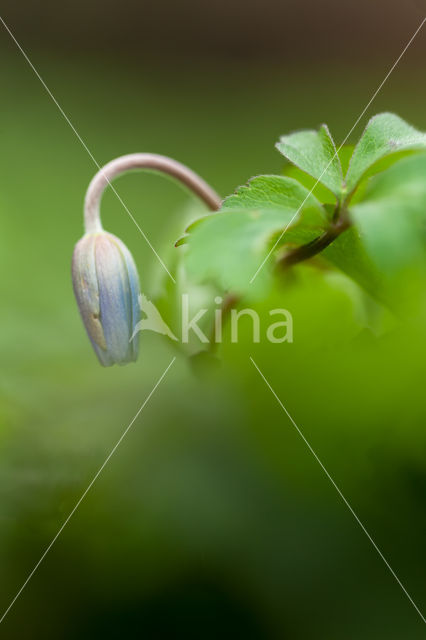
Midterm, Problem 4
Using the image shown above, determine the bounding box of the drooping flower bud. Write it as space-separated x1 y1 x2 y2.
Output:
72 231 141 366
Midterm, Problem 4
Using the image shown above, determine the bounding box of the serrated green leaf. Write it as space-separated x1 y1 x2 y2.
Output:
282 146 353 204
222 175 327 225
276 124 344 201
176 175 327 247
179 174 329 294
345 113 426 197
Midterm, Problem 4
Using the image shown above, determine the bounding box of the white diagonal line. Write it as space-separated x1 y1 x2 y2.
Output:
250 15 426 284
0 356 176 626
0 16 176 284
250 356 426 625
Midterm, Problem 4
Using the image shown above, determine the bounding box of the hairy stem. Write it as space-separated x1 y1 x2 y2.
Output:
84 153 221 233
278 212 351 270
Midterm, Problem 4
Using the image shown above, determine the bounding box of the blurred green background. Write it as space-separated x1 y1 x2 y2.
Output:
1 1 426 637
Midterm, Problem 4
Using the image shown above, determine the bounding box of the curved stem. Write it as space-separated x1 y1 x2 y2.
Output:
84 153 222 233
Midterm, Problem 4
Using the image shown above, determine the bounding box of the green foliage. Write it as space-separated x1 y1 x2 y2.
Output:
179 113 426 308
221 175 326 222
276 124 344 201
183 208 319 294
322 226 386 305
350 155 426 273
282 145 355 205
345 112 426 196
179 175 327 294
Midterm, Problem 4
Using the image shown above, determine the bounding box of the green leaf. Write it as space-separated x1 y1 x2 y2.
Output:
175 175 327 248
179 175 329 294
222 175 327 225
351 201 425 276
276 124 344 201
322 227 386 305
303 153 426 304
184 209 298 294
282 146 354 205
355 150 426 203
183 209 326 295
349 153 426 274
345 113 426 197
282 166 337 205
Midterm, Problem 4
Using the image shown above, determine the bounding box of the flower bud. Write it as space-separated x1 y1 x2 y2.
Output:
72 231 141 366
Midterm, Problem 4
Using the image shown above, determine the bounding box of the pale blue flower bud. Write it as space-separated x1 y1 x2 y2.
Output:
72 231 141 366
